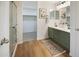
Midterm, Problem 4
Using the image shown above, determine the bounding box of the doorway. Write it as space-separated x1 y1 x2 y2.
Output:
23 1 37 42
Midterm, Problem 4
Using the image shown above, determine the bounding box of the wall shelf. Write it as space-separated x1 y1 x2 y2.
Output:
23 14 37 17
22 9 37 16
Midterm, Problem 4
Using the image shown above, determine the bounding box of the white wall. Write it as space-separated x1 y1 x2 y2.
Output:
0 1 10 57
15 2 23 43
70 2 79 57
23 16 37 33
37 2 48 40
37 1 57 40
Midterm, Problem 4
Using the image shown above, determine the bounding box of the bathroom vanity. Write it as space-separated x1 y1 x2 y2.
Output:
48 2 70 51
48 27 70 51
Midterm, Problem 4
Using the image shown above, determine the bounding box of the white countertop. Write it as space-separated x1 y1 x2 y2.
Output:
49 26 70 33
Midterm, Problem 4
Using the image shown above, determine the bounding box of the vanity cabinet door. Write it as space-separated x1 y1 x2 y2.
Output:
53 28 70 50
48 27 53 39
59 31 70 50
48 27 70 50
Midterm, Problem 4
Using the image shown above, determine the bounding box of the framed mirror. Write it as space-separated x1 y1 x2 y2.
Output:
50 10 59 20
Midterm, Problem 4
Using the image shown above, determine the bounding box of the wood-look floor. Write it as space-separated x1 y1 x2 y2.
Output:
15 40 52 57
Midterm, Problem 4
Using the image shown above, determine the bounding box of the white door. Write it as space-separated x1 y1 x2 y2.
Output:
0 2 9 57
70 2 79 57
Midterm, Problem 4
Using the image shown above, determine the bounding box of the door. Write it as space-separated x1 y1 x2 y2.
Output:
0 2 9 57
9 2 17 56
70 2 79 57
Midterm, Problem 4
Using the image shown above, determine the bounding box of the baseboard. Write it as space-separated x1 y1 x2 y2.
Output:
69 52 72 57
17 41 23 45
12 43 18 57
53 50 66 57
37 38 48 40
12 41 23 57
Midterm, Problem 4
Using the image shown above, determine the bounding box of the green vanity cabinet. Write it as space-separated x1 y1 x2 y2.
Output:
48 27 53 39
48 27 70 51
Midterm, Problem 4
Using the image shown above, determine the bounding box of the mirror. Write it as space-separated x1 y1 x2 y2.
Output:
50 10 59 20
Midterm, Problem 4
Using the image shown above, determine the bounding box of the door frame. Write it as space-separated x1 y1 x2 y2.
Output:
9 1 17 57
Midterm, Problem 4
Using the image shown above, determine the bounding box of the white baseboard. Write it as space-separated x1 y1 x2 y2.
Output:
53 50 66 57
37 38 48 40
12 41 23 57
12 43 18 57
17 41 23 45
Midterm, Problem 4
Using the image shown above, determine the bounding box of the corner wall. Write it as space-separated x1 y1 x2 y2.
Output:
37 1 56 40
15 2 23 43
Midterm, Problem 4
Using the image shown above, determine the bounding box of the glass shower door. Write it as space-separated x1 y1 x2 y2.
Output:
9 2 17 56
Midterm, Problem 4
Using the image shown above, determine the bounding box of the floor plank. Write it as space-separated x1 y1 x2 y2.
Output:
15 40 51 57
15 40 69 57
